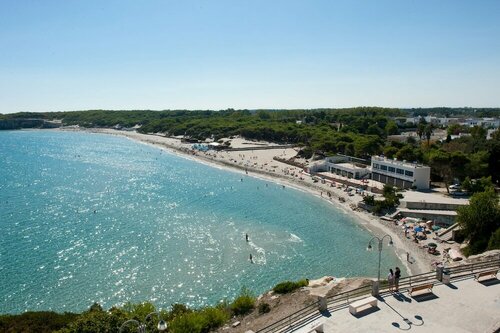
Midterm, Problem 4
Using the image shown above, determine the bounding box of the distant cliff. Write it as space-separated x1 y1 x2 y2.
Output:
0 118 61 130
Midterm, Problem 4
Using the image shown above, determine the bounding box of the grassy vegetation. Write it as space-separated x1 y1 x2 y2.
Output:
272 279 309 294
0 286 258 333
230 287 256 316
0 311 79 333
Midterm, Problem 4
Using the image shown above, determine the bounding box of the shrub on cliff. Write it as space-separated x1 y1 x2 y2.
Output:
0 311 78 333
230 287 255 316
273 279 308 294
258 302 271 314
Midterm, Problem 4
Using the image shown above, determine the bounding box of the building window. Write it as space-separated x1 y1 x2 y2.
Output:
396 168 404 175
388 166 395 173
373 164 379 169
380 165 387 171
405 170 414 177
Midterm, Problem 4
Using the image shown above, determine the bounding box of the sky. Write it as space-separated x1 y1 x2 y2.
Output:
1 0 500 113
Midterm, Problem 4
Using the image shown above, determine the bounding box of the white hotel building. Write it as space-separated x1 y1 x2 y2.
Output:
371 156 431 190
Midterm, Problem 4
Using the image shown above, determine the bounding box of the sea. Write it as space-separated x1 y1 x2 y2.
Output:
0 130 403 313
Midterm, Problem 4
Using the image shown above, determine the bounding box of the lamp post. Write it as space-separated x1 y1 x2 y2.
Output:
367 234 393 296
119 311 167 333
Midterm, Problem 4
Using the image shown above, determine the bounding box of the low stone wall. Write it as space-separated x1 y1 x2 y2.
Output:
401 201 467 211
397 210 456 225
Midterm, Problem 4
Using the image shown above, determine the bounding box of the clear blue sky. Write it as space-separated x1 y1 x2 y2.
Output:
1 0 500 113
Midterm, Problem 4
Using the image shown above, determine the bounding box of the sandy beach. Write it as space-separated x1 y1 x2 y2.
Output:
63 128 437 276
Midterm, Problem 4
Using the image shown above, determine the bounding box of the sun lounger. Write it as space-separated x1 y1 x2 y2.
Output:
349 296 378 315
474 269 498 281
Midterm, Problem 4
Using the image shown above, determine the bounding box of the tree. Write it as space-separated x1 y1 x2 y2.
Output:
383 146 399 158
424 124 433 145
396 144 419 162
447 124 464 136
449 152 470 181
456 189 500 255
416 123 425 140
385 121 398 135
461 176 494 194
486 130 500 183
366 124 384 136
469 126 487 152
428 150 453 192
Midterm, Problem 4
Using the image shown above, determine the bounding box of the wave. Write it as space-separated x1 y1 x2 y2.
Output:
248 240 266 265
288 233 303 243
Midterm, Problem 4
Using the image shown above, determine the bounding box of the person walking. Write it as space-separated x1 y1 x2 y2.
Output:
394 267 401 292
387 269 395 292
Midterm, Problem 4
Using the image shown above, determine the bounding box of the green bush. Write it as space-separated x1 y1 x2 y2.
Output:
55 305 127 333
199 307 230 331
272 279 308 294
487 228 500 250
230 287 255 316
167 303 192 320
258 302 271 314
362 195 375 206
0 311 78 333
168 312 205 333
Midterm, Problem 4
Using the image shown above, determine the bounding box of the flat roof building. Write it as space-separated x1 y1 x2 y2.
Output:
322 155 370 179
371 156 431 190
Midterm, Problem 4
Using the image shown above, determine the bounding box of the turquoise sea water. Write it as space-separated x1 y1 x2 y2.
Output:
0 130 403 313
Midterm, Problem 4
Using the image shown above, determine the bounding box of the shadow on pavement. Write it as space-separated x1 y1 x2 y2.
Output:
392 292 412 303
351 306 380 318
411 293 439 302
479 278 500 287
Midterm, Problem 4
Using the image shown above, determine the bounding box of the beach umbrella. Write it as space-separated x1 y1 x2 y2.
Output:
414 226 423 232
428 243 438 248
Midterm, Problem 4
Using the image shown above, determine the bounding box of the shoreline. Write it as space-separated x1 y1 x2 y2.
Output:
61 127 430 276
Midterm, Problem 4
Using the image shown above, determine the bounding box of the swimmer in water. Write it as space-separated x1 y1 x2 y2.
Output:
246 233 249 242
249 253 253 263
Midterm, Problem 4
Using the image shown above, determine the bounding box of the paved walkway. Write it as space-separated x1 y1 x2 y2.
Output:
295 277 500 333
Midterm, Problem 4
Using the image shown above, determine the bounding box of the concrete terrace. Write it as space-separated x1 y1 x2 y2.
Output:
293 277 500 333
401 191 469 207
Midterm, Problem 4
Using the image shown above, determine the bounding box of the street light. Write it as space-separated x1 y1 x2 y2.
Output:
367 234 393 296
119 311 167 333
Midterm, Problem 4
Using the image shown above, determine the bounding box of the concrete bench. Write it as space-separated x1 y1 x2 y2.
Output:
474 269 498 281
349 296 378 315
307 323 323 333
409 283 434 296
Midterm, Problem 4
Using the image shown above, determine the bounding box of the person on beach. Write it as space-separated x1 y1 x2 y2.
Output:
394 267 401 292
387 269 395 292
245 233 249 242
249 253 253 263
406 251 412 263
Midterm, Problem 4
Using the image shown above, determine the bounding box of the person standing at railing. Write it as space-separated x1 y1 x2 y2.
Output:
394 267 401 292
387 269 395 292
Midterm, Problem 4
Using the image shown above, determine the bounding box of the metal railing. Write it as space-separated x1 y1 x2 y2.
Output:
447 258 500 280
255 257 500 333
256 300 320 333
